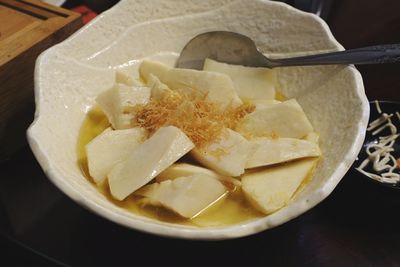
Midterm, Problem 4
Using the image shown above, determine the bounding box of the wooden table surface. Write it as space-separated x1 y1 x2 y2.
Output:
0 0 399 266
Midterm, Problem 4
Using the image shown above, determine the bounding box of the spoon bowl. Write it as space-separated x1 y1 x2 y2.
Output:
176 31 267 69
176 31 400 69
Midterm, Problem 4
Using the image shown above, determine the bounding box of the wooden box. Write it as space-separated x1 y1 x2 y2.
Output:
0 0 82 159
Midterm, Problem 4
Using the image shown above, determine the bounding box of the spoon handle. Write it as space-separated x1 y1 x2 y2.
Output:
269 44 400 67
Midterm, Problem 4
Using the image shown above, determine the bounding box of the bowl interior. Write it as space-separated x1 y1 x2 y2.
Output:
28 0 369 239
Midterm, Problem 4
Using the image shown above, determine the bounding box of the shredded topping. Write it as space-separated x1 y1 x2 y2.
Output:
130 90 255 148
356 101 400 184
375 100 382 114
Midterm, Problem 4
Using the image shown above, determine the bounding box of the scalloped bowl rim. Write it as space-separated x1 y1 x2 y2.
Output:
27 0 369 240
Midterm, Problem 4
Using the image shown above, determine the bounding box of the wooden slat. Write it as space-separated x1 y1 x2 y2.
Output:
0 6 40 41
0 0 80 65
0 0 83 158
0 0 47 19
17 0 69 17
0 0 69 19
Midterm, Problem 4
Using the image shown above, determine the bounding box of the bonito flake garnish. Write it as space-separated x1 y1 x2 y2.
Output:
129 90 255 148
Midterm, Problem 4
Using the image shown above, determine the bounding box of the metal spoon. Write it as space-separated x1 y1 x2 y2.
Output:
176 31 400 69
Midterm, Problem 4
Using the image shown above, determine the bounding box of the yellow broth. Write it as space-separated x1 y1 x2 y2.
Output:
77 107 265 227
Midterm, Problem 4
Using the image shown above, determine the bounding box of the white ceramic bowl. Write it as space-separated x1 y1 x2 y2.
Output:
27 0 369 240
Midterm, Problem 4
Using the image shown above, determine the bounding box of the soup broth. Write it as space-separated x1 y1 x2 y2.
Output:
78 107 266 227
77 57 318 226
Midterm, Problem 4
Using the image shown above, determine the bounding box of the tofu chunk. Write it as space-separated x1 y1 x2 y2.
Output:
250 99 281 110
156 163 241 187
246 137 321 169
237 99 313 139
85 127 147 184
137 174 227 218
115 70 142 86
164 68 242 109
147 74 173 100
139 60 242 110
108 126 194 200
139 59 171 83
203 58 277 101
191 129 250 177
96 83 150 129
242 158 318 214
304 132 320 144
156 163 220 182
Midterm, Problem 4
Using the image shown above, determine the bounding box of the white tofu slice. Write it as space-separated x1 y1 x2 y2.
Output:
85 127 147 184
115 70 142 86
147 74 173 100
191 129 250 177
108 126 195 200
156 163 241 187
139 60 171 83
237 99 313 139
163 68 242 109
96 83 150 129
250 99 281 110
304 132 320 144
137 174 227 218
203 58 277 101
139 60 242 109
156 163 219 182
242 158 318 214
246 137 321 169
